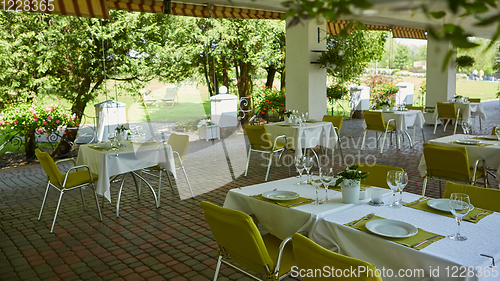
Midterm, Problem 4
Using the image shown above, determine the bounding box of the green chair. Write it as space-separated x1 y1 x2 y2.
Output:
443 181 500 212
355 163 403 189
322 115 344 164
292 233 383 281
361 111 397 154
201 201 295 281
35 149 102 233
434 102 461 135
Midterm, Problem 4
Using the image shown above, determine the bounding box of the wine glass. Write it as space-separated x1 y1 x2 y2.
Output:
310 172 323 205
294 156 305 185
495 127 500 144
398 171 408 205
304 156 314 184
386 170 402 208
449 193 471 241
320 167 334 203
461 120 472 136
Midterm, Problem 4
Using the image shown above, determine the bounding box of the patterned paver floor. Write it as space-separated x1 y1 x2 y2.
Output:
1 100 499 281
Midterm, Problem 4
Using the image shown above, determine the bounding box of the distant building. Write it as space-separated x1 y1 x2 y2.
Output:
413 61 426 68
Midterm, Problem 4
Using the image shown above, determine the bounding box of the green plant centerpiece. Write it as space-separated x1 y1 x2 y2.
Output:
334 164 369 204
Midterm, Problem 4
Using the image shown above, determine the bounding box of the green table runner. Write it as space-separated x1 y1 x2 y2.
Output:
345 214 445 250
450 141 493 147
404 197 494 223
250 194 315 208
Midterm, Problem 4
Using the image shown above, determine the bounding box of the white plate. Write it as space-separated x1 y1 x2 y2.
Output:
93 143 112 149
481 135 498 140
428 199 474 212
456 139 481 145
262 190 300 201
365 219 418 238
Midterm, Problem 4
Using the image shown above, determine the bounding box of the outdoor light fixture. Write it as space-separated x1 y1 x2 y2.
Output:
219 86 228 94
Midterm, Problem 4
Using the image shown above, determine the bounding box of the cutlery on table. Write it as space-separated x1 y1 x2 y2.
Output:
406 197 427 207
348 213 375 226
469 211 488 220
285 200 315 207
411 235 441 248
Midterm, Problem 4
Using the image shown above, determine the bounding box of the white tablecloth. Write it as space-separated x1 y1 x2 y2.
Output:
363 110 425 132
77 141 175 202
418 134 500 179
264 121 337 157
310 192 500 281
223 177 391 239
433 102 487 121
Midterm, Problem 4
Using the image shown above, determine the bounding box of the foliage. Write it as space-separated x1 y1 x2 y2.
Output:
197 119 215 127
419 81 427 96
334 164 369 187
284 110 292 118
326 85 349 103
393 44 411 70
115 125 128 133
378 100 392 107
371 83 399 109
317 31 386 85
456 55 475 68
252 86 285 117
0 100 72 137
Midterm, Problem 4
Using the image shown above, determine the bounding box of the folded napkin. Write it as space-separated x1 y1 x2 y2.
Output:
345 214 445 250
404 197 494 223
450 141 493 147
250 194 315 208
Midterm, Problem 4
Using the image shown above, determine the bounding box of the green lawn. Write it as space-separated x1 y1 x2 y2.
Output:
455 80 499 101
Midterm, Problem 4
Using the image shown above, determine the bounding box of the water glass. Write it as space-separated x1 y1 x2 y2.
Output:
386 170 402 208
449 193 471 241
461 120 472 135
310 172 323 205
304 157 314 184
320 167 334 203
294 156 305 185
398 171 408 205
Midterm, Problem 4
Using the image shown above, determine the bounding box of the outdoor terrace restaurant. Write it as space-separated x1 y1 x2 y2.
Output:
1 0 500 280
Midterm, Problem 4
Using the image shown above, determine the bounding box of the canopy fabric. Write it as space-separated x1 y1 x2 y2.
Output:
41 0 110 18
327 20 427 40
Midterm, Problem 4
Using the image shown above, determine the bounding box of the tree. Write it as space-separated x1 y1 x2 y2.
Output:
394 44 411 70
317 30 387 85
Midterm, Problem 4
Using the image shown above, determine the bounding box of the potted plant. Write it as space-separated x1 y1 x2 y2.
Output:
379 100 392 112
115 125 128 146
453 95 463 103
198 119 220 141
334 164 369 203
283 110 293 124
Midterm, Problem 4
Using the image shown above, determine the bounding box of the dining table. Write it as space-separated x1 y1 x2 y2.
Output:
76 140 176 215
263 121 337 158
418 134 500 181
310 192 500 281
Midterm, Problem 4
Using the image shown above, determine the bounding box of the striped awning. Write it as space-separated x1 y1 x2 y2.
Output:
39 0 109 19
327 20 427 40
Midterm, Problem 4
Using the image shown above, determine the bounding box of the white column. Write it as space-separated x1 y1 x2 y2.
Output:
285 18 327 121
426 37 456 107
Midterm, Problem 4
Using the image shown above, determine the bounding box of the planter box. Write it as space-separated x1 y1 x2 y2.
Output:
198 125 220 141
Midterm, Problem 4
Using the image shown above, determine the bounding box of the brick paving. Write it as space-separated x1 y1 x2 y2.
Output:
0 100 499 280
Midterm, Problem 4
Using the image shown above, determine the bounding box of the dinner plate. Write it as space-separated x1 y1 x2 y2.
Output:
427 199 474 212
480 135 498 140
261 190 300 201
456 139 481 145
365 219 418 238
93 143 112 149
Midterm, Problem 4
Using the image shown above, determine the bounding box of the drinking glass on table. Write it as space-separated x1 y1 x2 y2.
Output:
449 193 471 241
304 156 314 184
461 120 472 135
398 171 408 205
294 156 305 185
310 172 323 205
320 167 334 203
386 170 402 208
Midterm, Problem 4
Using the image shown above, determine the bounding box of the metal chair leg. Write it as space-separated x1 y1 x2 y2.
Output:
361 130 367 150
157 170 162 208
265 152 274 182
434 118 438 134
181 166 195 198
38 181 51 221
213 255 223 281
166 171 175 192
50 191 65 233
80 187 87 211
244 146 252 177
422 177 428 196
380 132 388 154
92 185 103 222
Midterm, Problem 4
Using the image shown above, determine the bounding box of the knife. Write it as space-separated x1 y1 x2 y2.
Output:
285 200 315 207
411 235 441 248
406 197 427 207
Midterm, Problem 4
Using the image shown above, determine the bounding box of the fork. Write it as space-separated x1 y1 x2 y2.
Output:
469 211 488 220
348 213 375 226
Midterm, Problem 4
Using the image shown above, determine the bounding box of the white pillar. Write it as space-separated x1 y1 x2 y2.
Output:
285 18 327 121
426 37 456 107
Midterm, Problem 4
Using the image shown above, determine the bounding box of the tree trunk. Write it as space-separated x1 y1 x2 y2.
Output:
265 64 277 87
203 58 213 96
280 67 286 94
221 55 229 88
25 129 37 162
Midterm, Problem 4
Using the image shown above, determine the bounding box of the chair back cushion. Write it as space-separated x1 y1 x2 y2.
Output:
436 102 457 118
423 143 471 181
200 201 275 275
167 133 189 165
468 98 481 103
356 163 403 189
363 111 387 132
405 105 424 112
245 125 274 151
292 233 383 281
35 149 63 186
443 182 500 212
322 115 343 132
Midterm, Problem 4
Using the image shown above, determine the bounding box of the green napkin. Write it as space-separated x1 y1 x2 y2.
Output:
450 141 493 147
345 214 445 250
250 194 315 208
404 197 494 223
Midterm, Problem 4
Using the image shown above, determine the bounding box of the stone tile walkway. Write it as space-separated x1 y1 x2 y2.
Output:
0 100 498 280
